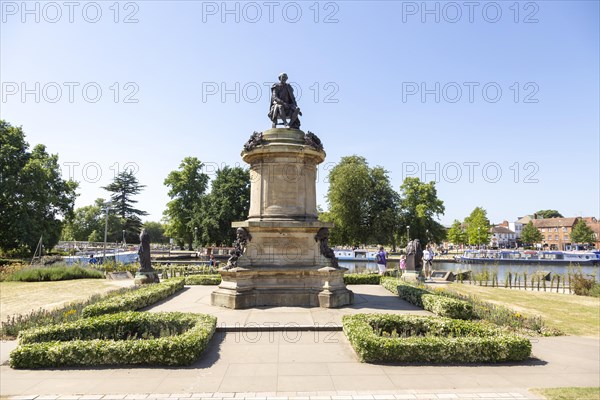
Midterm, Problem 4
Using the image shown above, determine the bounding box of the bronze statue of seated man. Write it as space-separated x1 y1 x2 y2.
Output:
268 72 302 129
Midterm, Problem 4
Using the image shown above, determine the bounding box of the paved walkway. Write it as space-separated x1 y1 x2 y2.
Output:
1 285 599 399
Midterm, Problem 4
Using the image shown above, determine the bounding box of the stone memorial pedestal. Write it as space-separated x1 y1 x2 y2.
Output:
211 128 353 308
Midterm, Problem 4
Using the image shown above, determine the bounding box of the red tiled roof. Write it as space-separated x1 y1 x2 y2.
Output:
491 226 515 234
532 218 578 228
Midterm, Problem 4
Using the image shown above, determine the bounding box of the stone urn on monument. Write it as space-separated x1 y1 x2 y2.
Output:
211 73 353 309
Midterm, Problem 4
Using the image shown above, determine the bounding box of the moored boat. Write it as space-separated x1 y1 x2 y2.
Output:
455 249 599 265
333 248 377 261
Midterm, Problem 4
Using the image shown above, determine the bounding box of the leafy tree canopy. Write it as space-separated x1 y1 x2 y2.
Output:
102 170 147 243
463 207 491 246
398 177 446 247
446 219 467 246
521 220 542 246
324 156 399 247
163 157 209 250
571 219 595 245
197 166 250 246
61 198 121 243
535 209 563 219
142 221 167 244
0 120 78 254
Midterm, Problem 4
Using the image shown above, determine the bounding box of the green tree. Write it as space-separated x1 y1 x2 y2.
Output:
0 120 78 254
61 198 121 242
446 219 467 247
367 166 400 248
103 170 147 244
197 166 250 246
163 157 209 250
143 221 167 244
324 156 399 246
463 207 491 246
571 219 595 245
536 209 563 218
521 221 542 246
398 177 446 247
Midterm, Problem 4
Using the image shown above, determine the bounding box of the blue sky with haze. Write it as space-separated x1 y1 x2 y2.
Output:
2 1 598 226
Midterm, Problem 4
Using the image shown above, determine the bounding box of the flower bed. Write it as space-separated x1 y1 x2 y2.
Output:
81 278 185 317
10 311 216 368
343 313 531 363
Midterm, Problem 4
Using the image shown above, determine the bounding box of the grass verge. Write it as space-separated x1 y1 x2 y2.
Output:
443 283 600 337
531 387 600 400
0 279 134 321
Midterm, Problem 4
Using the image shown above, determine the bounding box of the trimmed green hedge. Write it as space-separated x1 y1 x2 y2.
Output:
344 273 381 285
184 275 221 285
82 278 185 317
380 277 473 320
10 311 216 368
422 294 474 320
343 314 531 364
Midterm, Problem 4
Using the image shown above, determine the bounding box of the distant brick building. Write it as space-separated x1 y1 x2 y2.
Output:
532 217 579 250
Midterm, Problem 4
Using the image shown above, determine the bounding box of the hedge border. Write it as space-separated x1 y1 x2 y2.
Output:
184 275 221 285
380 277 473 319
82 278 185 317
342 313 531 363
343 273 381 285
10 311 216 368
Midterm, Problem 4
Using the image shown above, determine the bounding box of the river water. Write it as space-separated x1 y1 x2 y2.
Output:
340 260 600 281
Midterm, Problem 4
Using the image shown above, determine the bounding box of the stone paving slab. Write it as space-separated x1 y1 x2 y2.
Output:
1 286 598 398
4 394 539 400
144 285 431 329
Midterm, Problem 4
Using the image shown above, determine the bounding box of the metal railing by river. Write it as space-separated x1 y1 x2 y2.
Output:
339 260 600 282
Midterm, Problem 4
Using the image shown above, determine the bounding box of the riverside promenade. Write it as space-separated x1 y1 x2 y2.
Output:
1 284 598 400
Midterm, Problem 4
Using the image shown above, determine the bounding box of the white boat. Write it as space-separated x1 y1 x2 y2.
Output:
333 249 378 261
455 249 599 265
63 250 139 266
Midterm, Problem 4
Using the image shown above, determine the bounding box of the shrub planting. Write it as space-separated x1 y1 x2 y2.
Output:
379 277 557 335
343 313 531 364
156 264 218 279
3 265 104 282
0 286 140 339
422 294 473 320
81 278 185 317
570 272 596 296
10 311 217 368
184 275 221 285
343 273 381 285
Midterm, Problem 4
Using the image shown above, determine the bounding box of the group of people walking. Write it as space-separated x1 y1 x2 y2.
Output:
375 245 435 280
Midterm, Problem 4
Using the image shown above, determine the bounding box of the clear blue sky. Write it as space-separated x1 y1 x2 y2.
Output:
2 1 599 226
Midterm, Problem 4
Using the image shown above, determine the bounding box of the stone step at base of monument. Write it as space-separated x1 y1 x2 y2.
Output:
215 324 342 332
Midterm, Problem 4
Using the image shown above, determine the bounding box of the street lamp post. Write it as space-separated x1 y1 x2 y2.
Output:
478 227 481 250
194 227 198 250
102 203 110 262
123 230 126 247
407 225 410 245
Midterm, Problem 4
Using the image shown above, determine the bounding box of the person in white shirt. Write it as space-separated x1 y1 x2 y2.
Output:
422 247 433 280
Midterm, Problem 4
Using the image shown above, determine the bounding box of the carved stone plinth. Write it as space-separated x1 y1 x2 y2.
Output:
211 128 353 309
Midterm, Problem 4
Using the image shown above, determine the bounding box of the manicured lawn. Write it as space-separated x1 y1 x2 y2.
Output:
531 387 600 400
0 279 134 320
442 283 600 337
